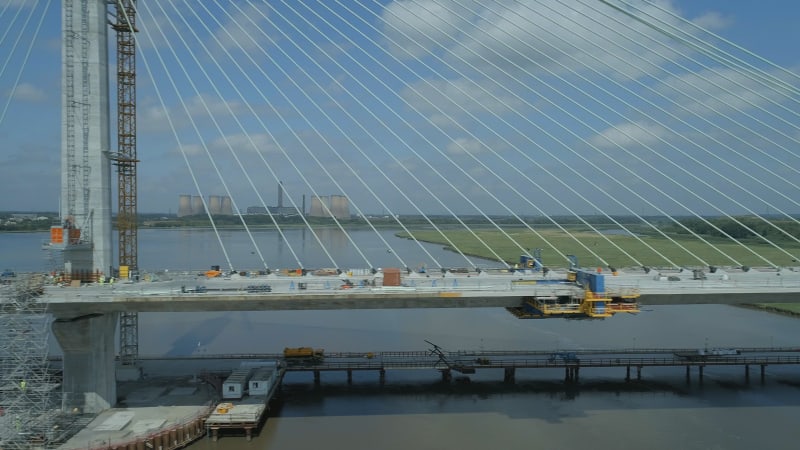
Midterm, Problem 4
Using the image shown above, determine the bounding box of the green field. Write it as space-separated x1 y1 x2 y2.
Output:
398 227 800 269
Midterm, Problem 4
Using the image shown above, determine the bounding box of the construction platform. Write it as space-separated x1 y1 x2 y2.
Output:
57 376 214 450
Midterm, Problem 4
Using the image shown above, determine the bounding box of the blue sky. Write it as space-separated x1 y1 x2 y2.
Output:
0 0 798 217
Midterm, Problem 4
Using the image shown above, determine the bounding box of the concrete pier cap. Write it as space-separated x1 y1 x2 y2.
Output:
52 312 118 414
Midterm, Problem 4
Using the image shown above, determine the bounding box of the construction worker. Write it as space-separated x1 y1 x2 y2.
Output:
98 275 105 285
19 380 26 392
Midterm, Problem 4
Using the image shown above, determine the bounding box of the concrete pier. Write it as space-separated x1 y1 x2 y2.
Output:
51 313 118 413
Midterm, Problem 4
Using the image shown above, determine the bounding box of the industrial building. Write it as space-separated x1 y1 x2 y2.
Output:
245 182 304 216
177 194 233 217
309 195 350 219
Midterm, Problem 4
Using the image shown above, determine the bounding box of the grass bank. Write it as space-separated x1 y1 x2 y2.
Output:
397 227 800 269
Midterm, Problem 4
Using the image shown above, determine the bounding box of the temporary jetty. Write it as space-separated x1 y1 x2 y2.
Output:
205 364 284 441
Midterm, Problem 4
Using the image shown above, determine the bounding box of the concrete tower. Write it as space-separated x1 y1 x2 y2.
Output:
309 195 329 217
221 196 233 215
55 0 116 415
61 0 112 275
208 195 223 215
330 195 350 219
191 195 204 215
177 194 193 217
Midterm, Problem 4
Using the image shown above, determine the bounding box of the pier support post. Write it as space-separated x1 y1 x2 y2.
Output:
379 369 386 385
245 427 253 441
51 312 118 413
636 366 642 380
313 370 321 386
347 369 353 384
698 366 704 384
441 369 452 383
686 366 691 384
745 365 750 384
625 365 630 382
503 367 515 384
760 365 766 384
574 367 580 383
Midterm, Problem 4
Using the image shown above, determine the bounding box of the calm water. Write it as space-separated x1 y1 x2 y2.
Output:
0 228 502 273
3 229 800 449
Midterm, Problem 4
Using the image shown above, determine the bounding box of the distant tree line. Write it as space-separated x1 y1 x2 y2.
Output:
667 217 800 242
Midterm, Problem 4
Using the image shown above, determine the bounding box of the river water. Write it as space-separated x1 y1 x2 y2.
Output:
2 229 800 450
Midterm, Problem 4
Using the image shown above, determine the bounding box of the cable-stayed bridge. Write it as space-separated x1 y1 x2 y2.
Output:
1 0 800 417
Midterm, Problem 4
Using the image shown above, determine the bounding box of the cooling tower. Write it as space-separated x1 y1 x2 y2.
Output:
309 195 328 217
330 195 350 219
191 196 205 215
221 196 233 215
208 195 223 215
177 194 193 217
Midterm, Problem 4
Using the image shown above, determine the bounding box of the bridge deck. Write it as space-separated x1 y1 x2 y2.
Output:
33 266 800 315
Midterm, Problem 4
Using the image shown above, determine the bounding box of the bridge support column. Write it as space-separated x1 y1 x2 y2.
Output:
744 365 750 384
625 365 630 382
441 369 452 383
636 366 642 380
686 366 691 384
698 366 704 384
564 366 579 383
379 369 386 385
347 369 353 384
51 313 118 413
313 370 321 386
503 368 515 384
760 365 766 383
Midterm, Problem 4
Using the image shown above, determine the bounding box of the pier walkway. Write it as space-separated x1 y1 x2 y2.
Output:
135 346 800 384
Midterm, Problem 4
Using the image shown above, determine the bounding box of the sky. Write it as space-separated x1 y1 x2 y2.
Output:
0 0 799 217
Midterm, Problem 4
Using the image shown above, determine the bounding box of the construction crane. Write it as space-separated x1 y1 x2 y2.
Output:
109 0 139 367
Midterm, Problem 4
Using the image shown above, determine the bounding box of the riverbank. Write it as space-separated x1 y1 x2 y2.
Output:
741 303 800 318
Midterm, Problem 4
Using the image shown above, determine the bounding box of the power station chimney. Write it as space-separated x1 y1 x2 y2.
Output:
302 194 306 216
278 181 284 208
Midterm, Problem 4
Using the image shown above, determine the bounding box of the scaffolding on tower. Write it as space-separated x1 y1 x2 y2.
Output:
109 0 139 367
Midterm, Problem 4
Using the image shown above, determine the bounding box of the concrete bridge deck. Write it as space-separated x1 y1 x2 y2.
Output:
41 266 800 315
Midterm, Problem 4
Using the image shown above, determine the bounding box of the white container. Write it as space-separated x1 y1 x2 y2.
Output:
248 367 276 396
222 368 254 400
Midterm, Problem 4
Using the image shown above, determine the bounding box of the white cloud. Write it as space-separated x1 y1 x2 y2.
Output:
381 0 477 59
692 11 733 31
400 77 524 125
446 137 484 155
8 82 46 102
590 121 668 149
209 133 277 155
210 2 275 54
380 0 737 132
139 94 246 133
381 0 710 81
656 67 795 116
177 143 203 156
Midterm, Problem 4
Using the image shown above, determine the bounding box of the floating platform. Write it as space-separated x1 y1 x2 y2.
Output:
205 365 285 441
